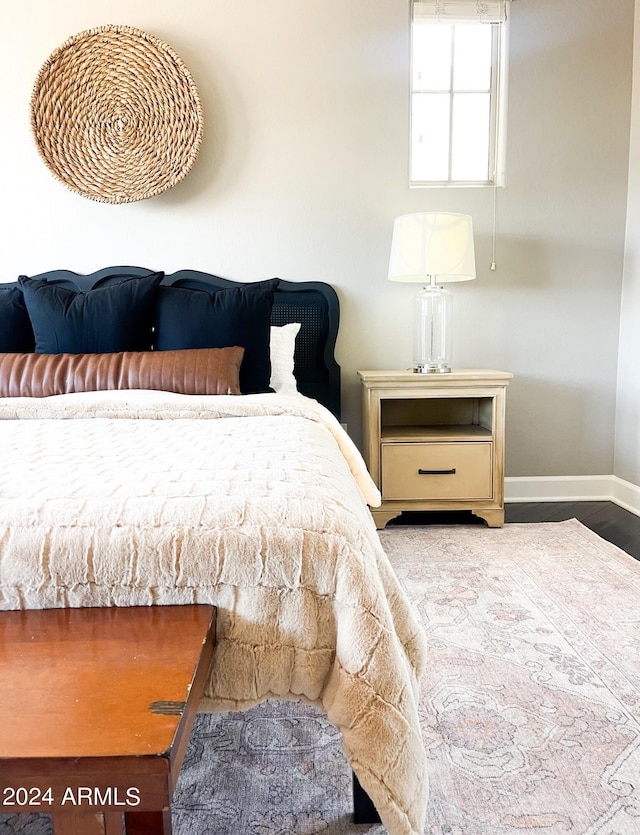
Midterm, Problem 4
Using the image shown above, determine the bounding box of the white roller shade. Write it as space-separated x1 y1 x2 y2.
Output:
412 1 507 23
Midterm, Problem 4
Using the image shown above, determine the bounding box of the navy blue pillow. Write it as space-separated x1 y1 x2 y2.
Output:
0 285 35 352
19 273 164 354
154 279 279 394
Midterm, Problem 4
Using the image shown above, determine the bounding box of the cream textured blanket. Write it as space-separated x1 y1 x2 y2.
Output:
0 391 427 834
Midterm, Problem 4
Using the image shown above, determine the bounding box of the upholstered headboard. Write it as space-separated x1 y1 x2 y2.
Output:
18 267 342 418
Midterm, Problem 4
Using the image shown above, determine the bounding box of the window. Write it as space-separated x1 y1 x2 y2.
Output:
410 0 509 187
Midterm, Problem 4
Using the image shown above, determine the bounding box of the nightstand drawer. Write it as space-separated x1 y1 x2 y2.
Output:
381 442 492 500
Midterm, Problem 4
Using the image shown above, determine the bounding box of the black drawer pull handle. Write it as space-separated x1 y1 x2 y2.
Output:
418 468 457 475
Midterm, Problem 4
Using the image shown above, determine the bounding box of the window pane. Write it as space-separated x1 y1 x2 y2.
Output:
411 93 450 182
412 23 452 92
453 24 492 90
409 19 505 186
451 93 490 181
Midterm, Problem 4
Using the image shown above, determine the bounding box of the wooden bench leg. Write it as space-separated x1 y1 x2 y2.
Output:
50 810 171 835
125 810 173 834
104 813 126 835
352 772 381 824
50 811 124 834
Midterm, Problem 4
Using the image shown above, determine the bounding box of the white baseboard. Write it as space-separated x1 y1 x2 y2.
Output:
505 475 640 518
611 477 640 516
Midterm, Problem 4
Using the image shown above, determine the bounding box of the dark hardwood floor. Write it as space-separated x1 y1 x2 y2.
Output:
389 502 640 561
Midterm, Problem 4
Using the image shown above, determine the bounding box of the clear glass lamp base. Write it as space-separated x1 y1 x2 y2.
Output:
413 284 453 374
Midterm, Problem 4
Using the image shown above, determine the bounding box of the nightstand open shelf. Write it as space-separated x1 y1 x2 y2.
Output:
381 425 492 441
358 369 512 528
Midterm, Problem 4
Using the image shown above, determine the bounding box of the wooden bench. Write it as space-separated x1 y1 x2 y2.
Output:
0 605 216 835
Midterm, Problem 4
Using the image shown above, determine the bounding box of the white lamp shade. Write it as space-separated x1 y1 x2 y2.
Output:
388 212 476 283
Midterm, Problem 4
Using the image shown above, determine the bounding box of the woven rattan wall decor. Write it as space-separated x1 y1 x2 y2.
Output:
30 25 204 204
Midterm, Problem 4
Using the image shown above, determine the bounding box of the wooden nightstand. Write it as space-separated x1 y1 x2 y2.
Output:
358 369 512 529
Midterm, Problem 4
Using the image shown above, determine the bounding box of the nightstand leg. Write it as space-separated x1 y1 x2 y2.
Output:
370 509 402 529
472 509 504 527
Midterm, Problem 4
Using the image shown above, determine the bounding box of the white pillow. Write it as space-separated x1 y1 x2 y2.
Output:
270 323 301 395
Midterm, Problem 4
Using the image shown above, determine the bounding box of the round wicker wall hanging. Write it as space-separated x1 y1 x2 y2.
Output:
30 25 204 204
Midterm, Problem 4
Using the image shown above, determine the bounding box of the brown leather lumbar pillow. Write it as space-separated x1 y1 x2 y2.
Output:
0 346 245 398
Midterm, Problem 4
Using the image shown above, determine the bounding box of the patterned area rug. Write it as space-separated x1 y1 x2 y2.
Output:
2 519 640 834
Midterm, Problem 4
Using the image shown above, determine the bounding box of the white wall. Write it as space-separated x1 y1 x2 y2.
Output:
495 0 633 479
616 0 640 486
0 0 634 475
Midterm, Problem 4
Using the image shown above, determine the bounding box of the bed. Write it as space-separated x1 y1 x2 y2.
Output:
0 267 427 835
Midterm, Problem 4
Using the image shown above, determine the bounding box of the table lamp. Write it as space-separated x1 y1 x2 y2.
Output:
388 212 476 373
